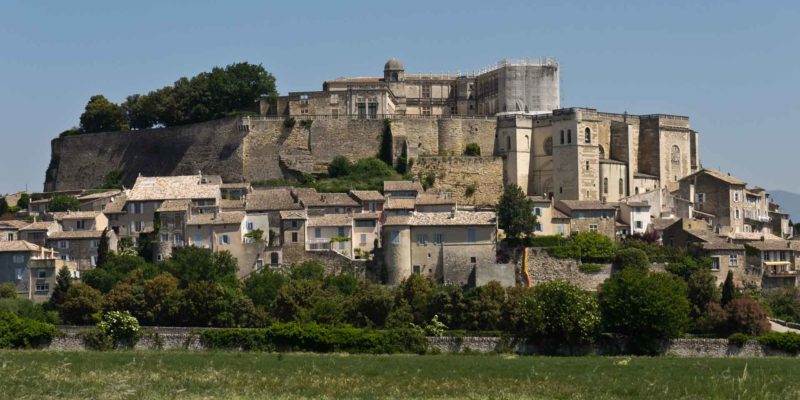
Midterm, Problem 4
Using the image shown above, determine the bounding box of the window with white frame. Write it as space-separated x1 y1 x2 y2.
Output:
416 234 428 245
12 255 25 264
735 208 740 220
635 221 643 229
35 282 49 292
696 193 706 203
589 224 598 232
161 233 169 242
58 240 68 249
730 254 738 267
36 270 46 279
219 235 230 245
711 257 720 271
733 191 740 202
360 233 367 245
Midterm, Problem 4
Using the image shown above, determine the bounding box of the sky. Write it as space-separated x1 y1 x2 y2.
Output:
1 0 798 194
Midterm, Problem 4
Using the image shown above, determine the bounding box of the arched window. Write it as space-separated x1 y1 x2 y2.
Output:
584 127 591 143
635 187 639 194
524 135 529 150
560 130 565 145
670 145 681 178
506 135 511 150
619 178 624 195
544 137 553 155
567 129 572 144
603 178 609 194
598 145 605 159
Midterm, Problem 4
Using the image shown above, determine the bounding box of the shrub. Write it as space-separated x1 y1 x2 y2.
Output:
725 297 770 336
0 283 16 299
599 269 690 354
763 287 800 323
283 117 296 129
615 248 650 270
547 245 581 260
524 235 565 248
578 263 604 274
464 143 481 156
48 194 80 212
572 232 616 262
79 328 115 351
523 281 600 347
97 311 141 347
327 156 353 178
422 173 436 190
0 312 58 348
693 303 728 335
758 332 800 354
727 332 751 347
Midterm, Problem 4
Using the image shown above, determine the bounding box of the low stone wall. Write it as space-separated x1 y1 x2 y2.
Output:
46 327 798 357
526 248 612 291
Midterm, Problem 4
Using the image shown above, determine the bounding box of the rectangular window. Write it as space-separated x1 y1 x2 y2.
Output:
291 221 298 229
635 221 643 229
220 235 230 245
730 254 738 267
413 265 421 274
35 282 49 292
256 259 264 269
90 256 96 267
735 209 740 220
315 228 322 238
433 233 444 244
76 220 85 230
535 223 543 232
337 227 346 237
7 233 13 241
416 234 428 245
355 220 376 228
421 106 431 116
338 240 345 250
36 270 47 279
360 233 367 245
421 85 431 98
330 94 339 104
246 222 254 230
733 191 740 202
161 233 169 242
368 103 378 119
391 231 400 245
696 193 706 203
589 224 598 232
467 228 476 243
58 240 68 249
711 258 720 271
357 103 366 118
291 232 298 243
12 254 25 264
534 208 542 217
470 256 477 264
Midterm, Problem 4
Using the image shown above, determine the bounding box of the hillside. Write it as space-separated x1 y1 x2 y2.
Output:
769 190 800 221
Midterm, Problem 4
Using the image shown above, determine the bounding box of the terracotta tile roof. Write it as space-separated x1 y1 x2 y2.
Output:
19 221 56 231
383 181 423 193
157 199 191 213
128 175 219 201
77 190 122 201
280 210 307 220
384 211 496 227
220 182 251 190
48 230 105 240
700 241 745 251
556 200 616 213
307 214 353 227
683 168 746 186
349 190 385 202
51 211 102 220
652 218 680 231
299 192 359 208
220 199 245 211
727 231 783 241
746 240 800 252
187 211 245 226
415 193 456 206
292 188 318 198
385 197 416 210
246 188 301 211
0 240 44 252
353 212 381 220
102 194 128 214
624 201 651 208
551 208 569 219
0 220 33 229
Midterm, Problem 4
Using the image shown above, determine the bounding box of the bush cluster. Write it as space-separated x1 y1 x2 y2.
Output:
200 323 427 354
758 332 800 354
0 312 58 349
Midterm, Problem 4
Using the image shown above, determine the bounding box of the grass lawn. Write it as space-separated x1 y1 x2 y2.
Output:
1 351 799 399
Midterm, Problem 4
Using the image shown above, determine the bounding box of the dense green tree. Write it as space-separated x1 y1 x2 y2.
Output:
58 283 103 325
142 273 180 324
102 283 147 318
572 232 616 262
721 270 736 307
503 286 534 333
96 228 110 268
327 156 353 178
0 283 16 299
171 281 265 327
599 269 690 354
0 198 8 215
497 184 536 240
725 297 770 336
16 193 30 210
289 261 325 281
764 287 800 323
47 267 73 311
79 95 126 133
523 281 600 347
666 256 713 280
243 268 287 308
48 194 80 212
345 283 394 328
164 247 238 289
395 274 435 325
0 297 59 324
464 282 506 331
686 269 720 320
615 247 650 270
82 254 152 293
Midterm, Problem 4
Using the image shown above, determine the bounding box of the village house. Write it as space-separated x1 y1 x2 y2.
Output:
0 220 31 242
382 210 499 286
746 240 800 289
554 200 616 240
0 240 77 302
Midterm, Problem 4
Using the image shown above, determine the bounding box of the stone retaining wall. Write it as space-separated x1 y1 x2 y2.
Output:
45 327 798 357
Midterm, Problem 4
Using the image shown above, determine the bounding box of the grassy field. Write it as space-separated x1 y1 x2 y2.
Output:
1 352 799 399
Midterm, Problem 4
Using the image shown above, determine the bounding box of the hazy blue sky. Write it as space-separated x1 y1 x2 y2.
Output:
1 0 798 194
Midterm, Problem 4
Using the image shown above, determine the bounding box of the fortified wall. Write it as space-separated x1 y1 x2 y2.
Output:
44 116 499 192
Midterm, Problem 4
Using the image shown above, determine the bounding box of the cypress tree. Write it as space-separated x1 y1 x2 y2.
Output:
721 270 735 307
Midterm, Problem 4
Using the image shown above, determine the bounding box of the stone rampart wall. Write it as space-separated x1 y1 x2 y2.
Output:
526 248 612 291
410 156 503 206
46 326 799 357
46 116 497 191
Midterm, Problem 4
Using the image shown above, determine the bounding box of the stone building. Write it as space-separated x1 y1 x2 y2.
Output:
746 240 800 289
263 58 560 118
498 108 700 202
0 241 77 302
382 210 498 286
554 200 617 240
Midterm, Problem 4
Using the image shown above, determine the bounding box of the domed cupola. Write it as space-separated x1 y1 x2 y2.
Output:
384 58 405 82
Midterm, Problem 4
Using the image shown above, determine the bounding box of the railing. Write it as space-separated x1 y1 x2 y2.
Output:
243 114 496 123
307 238 331 251
765 267 798 277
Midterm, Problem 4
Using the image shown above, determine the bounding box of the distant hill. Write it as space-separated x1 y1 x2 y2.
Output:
769 190 800 221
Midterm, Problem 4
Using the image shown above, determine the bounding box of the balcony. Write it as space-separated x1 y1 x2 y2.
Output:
307 238 331 251
763 261 797 277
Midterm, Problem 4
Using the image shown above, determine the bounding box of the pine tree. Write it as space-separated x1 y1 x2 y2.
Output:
47 266 73 311
721 270 735 307
97 228 110 267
